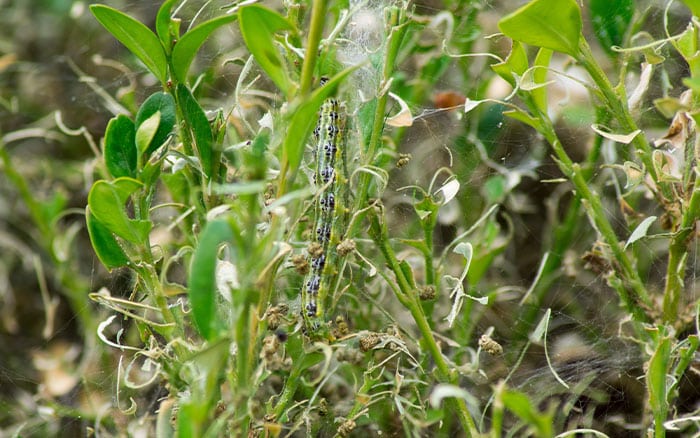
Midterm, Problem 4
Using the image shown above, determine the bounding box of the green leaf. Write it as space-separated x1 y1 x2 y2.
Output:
188 219 233 341
87 178 151 244
135 92 176 156
161 171 189 205
467 219 511 284
177 338 229 435
177 403 206 437
213 181 267 196
238 5 295 94
501 389 538 423
498 0 582 57
590 0 633 57
491 40 528 87
104 115 137 179
176 84 214 177
90 5 168 84
453 242 473 260
500 388 553 436
140 159 163 189
284 65 360 172
483 175 507 204
681 77 700 98
86 207 130 270
625 216 657 250
135 112 161 155
531 48 553 114
676 23 698 61
156 0 179 52
243 129 269 180
503 108 543 132
171 14 239 83
40 192 68 226
429 384 478 408
530 307 550 343
647 333 671 418
682 0 700 17
675 23 700 78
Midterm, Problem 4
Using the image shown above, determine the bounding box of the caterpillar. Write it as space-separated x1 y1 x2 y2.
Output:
301 80 347 331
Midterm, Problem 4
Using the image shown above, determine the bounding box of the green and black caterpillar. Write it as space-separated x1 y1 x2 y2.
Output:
301 78 348 330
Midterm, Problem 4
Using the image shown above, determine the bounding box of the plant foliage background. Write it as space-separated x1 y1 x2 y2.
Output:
2 0 700 436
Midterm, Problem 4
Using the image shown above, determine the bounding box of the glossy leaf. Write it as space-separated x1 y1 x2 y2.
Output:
491 40 528 88
135 112 160 155
188 219 233 341
239 5 294 94
590 0 633 57
87 178 151 244
176 84 214 177
171 14 239 83
531 48 553 114
104 114 137 178
135 92 176 156
156 0 178 52
86 207 130 270
90 5 168 84
498 0 582 57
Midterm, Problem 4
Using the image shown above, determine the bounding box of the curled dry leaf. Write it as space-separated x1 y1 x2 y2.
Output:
628 62 653 112
436 178 460 205
653 110 695 150
623 161 644 189
386 92 413 127
591 124 641 144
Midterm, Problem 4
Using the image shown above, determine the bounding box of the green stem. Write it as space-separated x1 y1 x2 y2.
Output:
299 0 327 96
514 109 608 339
336 372 381 433
576 38 660 187
272 351 306 422
235 302 254 401
662 184 700 322
535 114 651 320
369 208 478 436
423 211 437 287
138 264 187 358
490 381 506 438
